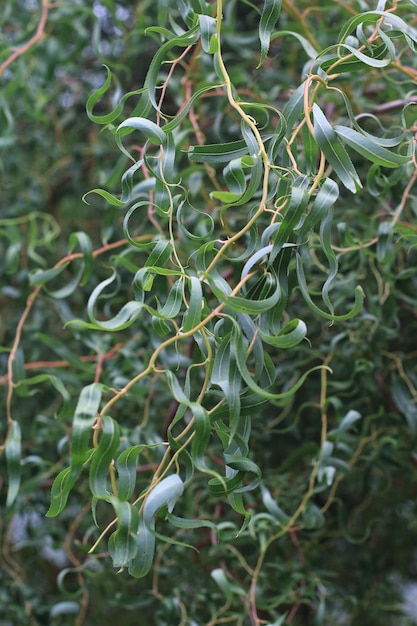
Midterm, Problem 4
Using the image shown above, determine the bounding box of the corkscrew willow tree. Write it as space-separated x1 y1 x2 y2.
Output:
1 0 417 624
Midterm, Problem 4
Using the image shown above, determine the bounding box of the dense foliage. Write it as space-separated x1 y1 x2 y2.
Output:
1 1 417 624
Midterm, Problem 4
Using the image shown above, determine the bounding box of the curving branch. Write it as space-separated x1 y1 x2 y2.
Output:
0 0 50 79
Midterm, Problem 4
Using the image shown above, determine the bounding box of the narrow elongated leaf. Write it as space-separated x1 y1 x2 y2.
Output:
89 416 120 498
282 82 306 134
10 373 70 416
167 512 217 532
71 383 103 471
259 318 307 348
46 467 78 518
108 499 139 568
313 104 362 193
319 42 390 72
116 117 166 162
199 14 218 53
5 420 21 507
68 231 93 286
177 200 214 241
338 11 417 48
211 333 241 431
295 177 339 241
258 0 282 68
211 568 247 599
232 321 326 400
83 271 144 331
296 253 364 321
162 84 220 134
157 278 184 318
188 139 251 163
268 186 309 262
143 25 200 112
86 65 146 124
191 402 214 474
144 238 173 268
183 276 203 332
118 117 164 145
210 190 243 204
242 245 273 280
129 475 184 578
204 270 281 314
116 443 166 502
43 263 86 300
334 125 410 168
271 30 317 59
223 157 247 195
223 454 262 493
164 371 227 485
260 484 290 522
330 410 362 436
83 188 125 207
129 518 155 578
142 474 184 527
116 446 145 502
319 200 338 315
29 264 69 286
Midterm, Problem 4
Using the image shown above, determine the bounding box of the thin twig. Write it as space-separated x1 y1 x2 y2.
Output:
0 0 50 78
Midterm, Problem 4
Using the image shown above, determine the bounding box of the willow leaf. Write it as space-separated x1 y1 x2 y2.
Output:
199 14 218 53
5 420 22 507
188 139 251 163
338 11 417 48
259 318 307 349
296 253 364 321
89 416 120 499
116 117 166 161
319 42 390 72
108 500 139 568
320 201 338 315
271 30 317 58
257 0 282 68
232 321 325 400
334 125 410 168
129 475 184 578
313 104 362 193
83 188 125 207
86 65 146 125
183 276 203 332
143 25 200 112
46 467 78 518
71 383 103 471
116 443 165 502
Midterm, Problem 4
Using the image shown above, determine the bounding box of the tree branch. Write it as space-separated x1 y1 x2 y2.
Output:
0 0 50 79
